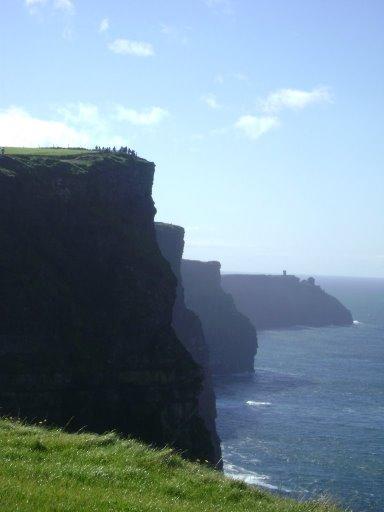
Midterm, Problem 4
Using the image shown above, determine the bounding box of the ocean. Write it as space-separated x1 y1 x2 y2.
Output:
215 276 384 512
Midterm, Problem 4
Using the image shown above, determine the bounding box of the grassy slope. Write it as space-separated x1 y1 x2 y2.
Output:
0 420 343 512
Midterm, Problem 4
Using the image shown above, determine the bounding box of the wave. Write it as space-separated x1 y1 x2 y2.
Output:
224 462 291 492
246 400 272 407
353 320 362 325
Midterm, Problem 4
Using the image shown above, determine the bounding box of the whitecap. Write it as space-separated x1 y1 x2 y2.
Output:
353 320 362 325
246 400 272 407
224 462 291 493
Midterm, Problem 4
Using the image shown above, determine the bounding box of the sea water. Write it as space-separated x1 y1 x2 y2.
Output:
215 276 384 512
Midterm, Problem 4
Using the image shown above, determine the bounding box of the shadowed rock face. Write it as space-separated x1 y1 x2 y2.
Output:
181 260 258 375
222 274 353 330
0 154 214 463
155 223 222 468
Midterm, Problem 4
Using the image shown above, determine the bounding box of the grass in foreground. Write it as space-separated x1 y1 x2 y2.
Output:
0 419 343 512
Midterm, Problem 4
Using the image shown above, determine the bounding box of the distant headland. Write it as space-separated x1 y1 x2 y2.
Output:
222 272 353 330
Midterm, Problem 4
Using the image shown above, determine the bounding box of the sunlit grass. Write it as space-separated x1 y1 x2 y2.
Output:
0 418 344 512
2 147 91 156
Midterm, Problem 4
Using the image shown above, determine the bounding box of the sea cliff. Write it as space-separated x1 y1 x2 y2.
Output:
222 274 353 329
155 223 222 467
0 152 215 463
181 260 258 375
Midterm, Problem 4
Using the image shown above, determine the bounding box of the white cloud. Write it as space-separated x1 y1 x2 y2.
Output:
56 103 102 128
160 23 173 35
54 0 74 12
0 106 90 147
201 93 221 109
108 39 154 57
235 115 280 140
99 17 109 33
234 72 249 82
261 86 332 113
25 0 46 5
26 0 74 11
115 106 169 126
214 74 224 84
205 0 233 14
159 23 190 45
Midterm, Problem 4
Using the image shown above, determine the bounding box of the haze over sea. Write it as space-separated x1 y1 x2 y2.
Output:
215 276 384 512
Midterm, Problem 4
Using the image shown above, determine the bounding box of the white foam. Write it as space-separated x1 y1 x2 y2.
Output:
224 462 291 493
353 320 362 325
246 400 272 407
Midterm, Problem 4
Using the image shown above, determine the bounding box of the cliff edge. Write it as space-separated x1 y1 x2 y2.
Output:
222 274 353 330
181 260 258 375
0 151 214 463
155 223 222 467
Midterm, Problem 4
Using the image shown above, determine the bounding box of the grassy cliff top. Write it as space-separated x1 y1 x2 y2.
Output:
0 147 152 176
0 419 343 512
3 147 91 157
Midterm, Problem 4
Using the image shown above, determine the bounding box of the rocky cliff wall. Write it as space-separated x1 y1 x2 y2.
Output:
181 260 258 375
155 223 222 467
222 274 353 329
0 153 214 463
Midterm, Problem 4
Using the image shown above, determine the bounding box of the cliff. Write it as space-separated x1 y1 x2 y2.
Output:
181 260 258 375
222 274 353 330
155 223 222 467
0 151 215 463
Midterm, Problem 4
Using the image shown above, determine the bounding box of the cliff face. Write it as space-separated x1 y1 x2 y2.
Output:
0 153 214 463
181 260 258 375
155 223 222 467
222 274 353 330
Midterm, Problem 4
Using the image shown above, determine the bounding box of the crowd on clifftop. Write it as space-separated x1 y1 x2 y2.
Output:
94 146 137 157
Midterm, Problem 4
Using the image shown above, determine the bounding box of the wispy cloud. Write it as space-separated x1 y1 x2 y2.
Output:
56 102 102 127
234 72 249 82
0 106 90 147
205 0 233 14
235 115 280 140
201 93 221 109
261 86 332 113
235 86 332 141
159 23 190 45
99 17 109 33
214 74 224 84
26 0 74 12
54 0 74 12
108 39 154 57
25 0 46 6
115 106 169 126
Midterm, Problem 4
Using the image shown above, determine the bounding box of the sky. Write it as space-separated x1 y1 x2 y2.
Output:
1 0 383 278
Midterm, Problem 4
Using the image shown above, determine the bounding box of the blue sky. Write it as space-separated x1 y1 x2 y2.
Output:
1 0 383 277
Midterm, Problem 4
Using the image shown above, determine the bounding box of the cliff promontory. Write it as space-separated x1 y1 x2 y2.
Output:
0 151 215 463
155 223 222 467
222 274 353 329
181 260 258 375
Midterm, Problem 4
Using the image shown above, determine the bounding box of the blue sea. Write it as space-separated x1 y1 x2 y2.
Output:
215 276 384 512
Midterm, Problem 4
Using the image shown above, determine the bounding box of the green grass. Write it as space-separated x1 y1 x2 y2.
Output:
3 147 91 157
0 419 344 512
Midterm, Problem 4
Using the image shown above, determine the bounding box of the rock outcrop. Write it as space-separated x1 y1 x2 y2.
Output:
0 153 215 464
155 223 222 467
181 260 258 375
222 274 353 329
